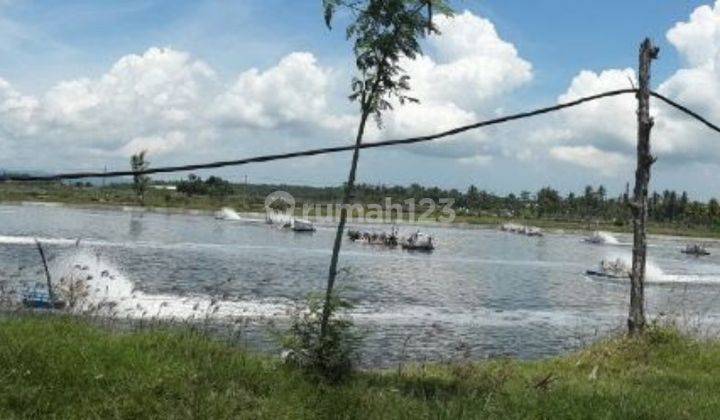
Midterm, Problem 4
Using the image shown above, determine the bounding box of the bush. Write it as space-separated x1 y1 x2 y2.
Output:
177 174 233 199
282 292 360 382
645 318 683 346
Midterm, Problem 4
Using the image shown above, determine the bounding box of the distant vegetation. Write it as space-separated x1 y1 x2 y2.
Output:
1 178 719 235
176 173 233 198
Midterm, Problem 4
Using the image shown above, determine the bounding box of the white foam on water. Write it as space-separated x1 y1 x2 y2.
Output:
597 232 620 245
46 249 294 320
37 249 626 328
0 234 292 254
0 235 79 246
266 213 293 226
0 235 137 250
215 207 242 221
593 253 720 285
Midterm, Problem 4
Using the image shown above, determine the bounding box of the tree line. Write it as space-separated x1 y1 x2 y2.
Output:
345 182 720 226
129 172 720 227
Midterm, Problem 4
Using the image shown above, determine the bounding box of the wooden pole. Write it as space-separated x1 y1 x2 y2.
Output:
35 239 55 305
629 38 659 335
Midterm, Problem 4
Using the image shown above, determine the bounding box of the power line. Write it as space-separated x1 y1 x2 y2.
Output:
2 89 637 182
650 91 720 134
0 88 720 181
4 88 719 182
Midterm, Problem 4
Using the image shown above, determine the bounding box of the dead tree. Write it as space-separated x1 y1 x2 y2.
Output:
628 38 659 335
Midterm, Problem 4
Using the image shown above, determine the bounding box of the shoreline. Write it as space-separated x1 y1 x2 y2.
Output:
2 199 719 242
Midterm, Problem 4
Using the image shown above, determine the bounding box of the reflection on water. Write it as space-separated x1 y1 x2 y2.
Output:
129 214 144 239
1 203 720 367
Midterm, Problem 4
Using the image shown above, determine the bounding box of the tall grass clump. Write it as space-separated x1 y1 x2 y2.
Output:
283 293 360 382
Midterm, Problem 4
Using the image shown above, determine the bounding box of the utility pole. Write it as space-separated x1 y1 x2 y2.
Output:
625 182 630 204
243 174 248 209
629 38 659 335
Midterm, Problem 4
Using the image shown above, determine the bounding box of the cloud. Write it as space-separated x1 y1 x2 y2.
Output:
553 68 637 153
116 131 188 157
430 11 533 97
0 47 218 159
526 68 637 168
9 4 720 187
405 11 532 109
375 10 533 163
0 47 357 170
0 77 40 136
0 10 535 174
458 155 492 166
497 68 638 170
541 0 720 170
211 52 352 131
666 2 720 68
654 0 720 162
42 48 216 146
550 145 631 176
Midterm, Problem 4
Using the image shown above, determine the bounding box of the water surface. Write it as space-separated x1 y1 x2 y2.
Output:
1 203 719 367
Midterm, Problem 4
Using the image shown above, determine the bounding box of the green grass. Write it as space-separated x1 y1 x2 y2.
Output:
2 316 720 418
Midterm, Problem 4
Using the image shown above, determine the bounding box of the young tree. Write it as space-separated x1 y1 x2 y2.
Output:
320 0 451 338
536 187 562 217
177 173 207 197
466 185 480 209
205 175 233 199
130 151 150 204
709 198 720 222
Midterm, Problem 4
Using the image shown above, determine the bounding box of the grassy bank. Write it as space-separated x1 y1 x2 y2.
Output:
1 316 720 418
0 182 257 212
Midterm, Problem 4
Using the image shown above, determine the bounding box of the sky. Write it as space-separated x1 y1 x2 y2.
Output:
1 0 720 198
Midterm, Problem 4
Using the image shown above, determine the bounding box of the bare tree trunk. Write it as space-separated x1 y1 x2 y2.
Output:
320 108 371 338
629 38 659 335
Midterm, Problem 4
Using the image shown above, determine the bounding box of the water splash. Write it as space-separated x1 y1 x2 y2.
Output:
0 235 78 246
50 250 134 311
47 249 293 320
596 253 720 285
596 231 620 245
215 207 242 221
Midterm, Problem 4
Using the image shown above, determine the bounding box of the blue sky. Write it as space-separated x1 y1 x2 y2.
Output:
2 1 705 96
1 0 720 198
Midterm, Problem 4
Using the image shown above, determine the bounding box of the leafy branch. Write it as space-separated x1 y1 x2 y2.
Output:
323 0 452 125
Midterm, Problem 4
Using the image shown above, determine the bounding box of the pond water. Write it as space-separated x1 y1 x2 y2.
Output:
1 203 720 367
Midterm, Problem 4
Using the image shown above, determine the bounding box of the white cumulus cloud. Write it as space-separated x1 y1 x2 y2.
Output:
544 0 720 171
0 47 357 169
377 10 533 162
550 145 631 176
212 52 351 131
